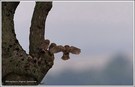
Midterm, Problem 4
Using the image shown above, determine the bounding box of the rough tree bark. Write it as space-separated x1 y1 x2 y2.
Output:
2 2 53 85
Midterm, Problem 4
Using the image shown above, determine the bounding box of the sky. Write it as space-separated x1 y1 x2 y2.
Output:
14 1 133 85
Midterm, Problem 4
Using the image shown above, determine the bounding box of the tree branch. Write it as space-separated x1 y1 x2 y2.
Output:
2 2 20 49
29 2 52 57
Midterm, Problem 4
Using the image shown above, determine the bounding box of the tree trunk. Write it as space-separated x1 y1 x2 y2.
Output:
2 1 53 85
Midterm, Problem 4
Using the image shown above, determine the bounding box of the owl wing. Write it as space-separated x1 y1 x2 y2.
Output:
69 46 81 55
50 45 64 53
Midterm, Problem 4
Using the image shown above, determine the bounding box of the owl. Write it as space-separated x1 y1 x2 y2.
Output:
39 39 50 52
49 43 57 51
61 45 70 60
61 45 81 60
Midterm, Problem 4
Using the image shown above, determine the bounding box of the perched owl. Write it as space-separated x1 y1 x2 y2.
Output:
40 39 50 52
49 43 57 51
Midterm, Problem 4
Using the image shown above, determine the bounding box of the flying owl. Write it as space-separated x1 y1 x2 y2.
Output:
61 45 81 60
